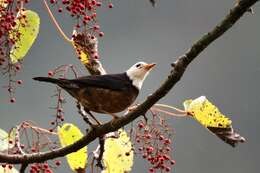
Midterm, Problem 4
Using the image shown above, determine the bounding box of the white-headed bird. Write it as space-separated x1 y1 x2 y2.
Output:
33 62 156 119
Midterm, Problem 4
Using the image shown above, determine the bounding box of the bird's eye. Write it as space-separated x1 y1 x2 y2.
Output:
136 64 141 68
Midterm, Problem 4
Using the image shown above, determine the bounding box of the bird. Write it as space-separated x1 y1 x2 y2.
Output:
33 62 156 120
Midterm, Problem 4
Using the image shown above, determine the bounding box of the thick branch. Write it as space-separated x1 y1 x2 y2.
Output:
0 0 258 165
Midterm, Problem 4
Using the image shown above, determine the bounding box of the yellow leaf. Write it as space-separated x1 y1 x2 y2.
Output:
0 0 7 8
72 42 89 65
58 123 87 172
183 96 232 128
0 166 19 173
102 129 134 173
0 128 16 152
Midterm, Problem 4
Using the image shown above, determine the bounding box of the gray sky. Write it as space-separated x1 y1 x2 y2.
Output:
0 0 259 172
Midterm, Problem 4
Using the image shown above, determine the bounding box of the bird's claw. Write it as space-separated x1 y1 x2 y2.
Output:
125 104 140 115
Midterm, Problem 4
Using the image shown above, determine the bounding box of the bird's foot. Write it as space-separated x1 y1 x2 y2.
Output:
108 113 119 119
76 101 102 127
125 104 140 115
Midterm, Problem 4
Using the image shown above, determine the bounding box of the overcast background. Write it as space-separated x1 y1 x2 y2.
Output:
0 0 259 173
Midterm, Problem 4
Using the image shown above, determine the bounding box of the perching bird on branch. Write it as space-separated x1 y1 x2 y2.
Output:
33 62 156 119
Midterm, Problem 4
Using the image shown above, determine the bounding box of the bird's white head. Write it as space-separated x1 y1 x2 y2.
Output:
126 61 156 90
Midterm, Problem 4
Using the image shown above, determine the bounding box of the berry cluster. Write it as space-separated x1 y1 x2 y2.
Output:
1 121 60 173
46 64 78 132
49 0 114 37
28 160 61 173
73 32 99 61
133 113 176 173
0 0 29 102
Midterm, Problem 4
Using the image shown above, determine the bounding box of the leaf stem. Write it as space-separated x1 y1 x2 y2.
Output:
42 0 71 43
151 107 188 118
154 103 186 114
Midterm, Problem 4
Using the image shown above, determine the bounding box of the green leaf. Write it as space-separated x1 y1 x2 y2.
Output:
10 10 40 63
58 123 87 172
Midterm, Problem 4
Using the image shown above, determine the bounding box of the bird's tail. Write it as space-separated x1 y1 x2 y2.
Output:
33 77 78 91
33 77 63 84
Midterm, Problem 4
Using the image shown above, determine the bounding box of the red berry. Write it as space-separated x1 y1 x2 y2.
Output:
165 146 171 152
8 164 13 169
142 153 148 159
163 155 170 160
58 97 64 102
147 146 154 153
96 2 102 6
164 138 171 144
138 122 145 129
31 147 36 152
43 163 49 169
98 32 104 37
108 3 114 8
93 54 99 59
15 64 21 71
165 166 171 172
159 157 165 163
48 71 54 77
58 8 62 13
146 134 152 139
170 159 176 165
17 80 23 85
57 108 63 113
54 160 61 166
10 98 16 103
93 25 100 30
20 144 25 149
149 168 155 172
159 135 164 140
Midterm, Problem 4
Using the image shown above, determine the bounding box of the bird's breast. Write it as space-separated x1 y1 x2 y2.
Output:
78 86 139 113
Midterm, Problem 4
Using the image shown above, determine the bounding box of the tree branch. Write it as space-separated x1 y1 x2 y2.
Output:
0 0 258 165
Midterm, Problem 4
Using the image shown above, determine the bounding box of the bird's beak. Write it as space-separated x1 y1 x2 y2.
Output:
144 63 156 71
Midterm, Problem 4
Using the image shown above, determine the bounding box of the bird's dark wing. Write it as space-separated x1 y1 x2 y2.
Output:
70 73 133 91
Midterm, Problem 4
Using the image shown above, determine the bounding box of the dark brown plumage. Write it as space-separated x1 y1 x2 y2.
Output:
33 73 138 114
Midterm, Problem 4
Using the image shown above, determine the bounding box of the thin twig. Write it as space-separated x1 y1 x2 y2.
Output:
154 103 187 114
76 102 101 127
42 0 71 42
151 107 188 118
96 136 105 169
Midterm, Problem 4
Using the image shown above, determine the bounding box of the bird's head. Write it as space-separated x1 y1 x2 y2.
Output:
126 62 156 90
